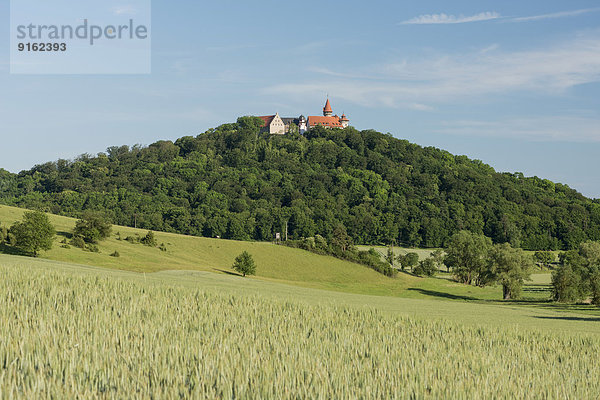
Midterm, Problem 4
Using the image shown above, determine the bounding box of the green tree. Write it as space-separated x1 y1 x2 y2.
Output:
330 224 353 254
552 264 584 303
73 212 112 244
486 243 534 300
232 251 256 277
413 258 437 277
385 246 395 267
444 231 492 286
534 251 555 269
10 211 55 256
431 249 445 271
398 252 419 271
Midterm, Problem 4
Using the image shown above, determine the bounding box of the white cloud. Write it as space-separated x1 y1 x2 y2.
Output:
400 12 500 25
437 116 600 142
112 5 137 16
511 8 600 23
264 32 600 109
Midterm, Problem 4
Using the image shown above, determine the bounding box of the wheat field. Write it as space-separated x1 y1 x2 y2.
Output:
1 261 599 399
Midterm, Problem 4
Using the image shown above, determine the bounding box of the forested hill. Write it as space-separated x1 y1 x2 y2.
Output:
0 117 598 250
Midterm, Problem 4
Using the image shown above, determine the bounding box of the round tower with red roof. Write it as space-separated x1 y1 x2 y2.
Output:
323 98 333 117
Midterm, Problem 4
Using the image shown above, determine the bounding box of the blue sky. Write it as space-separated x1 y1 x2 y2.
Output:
1 0 599 198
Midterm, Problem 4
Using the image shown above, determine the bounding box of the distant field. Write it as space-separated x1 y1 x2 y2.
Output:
0 258 599 398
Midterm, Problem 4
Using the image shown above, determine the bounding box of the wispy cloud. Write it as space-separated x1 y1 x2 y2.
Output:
400 12 500 25
437 116 600 142
401 8 600 25
264 32 600 111
511 8 600 23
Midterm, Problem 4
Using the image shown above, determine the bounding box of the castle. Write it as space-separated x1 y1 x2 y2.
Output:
258 98 349 135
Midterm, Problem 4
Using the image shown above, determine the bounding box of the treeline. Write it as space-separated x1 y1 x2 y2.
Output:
0 116 599 250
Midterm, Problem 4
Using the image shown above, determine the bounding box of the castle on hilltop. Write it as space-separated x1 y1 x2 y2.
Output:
258 98 349 135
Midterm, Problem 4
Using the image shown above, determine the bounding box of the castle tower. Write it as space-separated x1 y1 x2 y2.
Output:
323 98 333 117
340 113 349 128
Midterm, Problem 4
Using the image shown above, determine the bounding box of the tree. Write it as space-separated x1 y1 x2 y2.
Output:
398 252 419 271
444 231 492 286
10 211 55 256
232 251 256 277
385 246 395 267
330 224 353 254
552 264 584 303
413 258 437 277
534 251 555 269
431 249 445 271
73 212 112 244
552 242 600 305
486 243 534 300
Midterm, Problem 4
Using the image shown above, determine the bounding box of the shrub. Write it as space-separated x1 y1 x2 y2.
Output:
73 213 112 244
159 243 167 252
140 231 157 247
414 258 438 277
110 251 120 258
0 225 8 244
70 236 86 249
61 244 70 249
125 236 138 244
86 244 100 253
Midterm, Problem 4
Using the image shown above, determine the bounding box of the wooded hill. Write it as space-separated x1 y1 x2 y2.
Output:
0 117 598 250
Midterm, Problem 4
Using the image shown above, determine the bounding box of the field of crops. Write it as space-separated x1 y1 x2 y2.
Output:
1 261 599 398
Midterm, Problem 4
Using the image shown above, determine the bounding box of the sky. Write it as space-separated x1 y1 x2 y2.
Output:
0 0 599 198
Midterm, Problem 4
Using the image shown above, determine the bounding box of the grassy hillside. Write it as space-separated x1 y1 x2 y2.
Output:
1 258 600 398
0 204 547 302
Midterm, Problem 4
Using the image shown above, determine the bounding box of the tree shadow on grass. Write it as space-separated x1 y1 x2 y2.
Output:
407 288 477 301
212 268 243 277
0 243 29 257
533 316 600 322
56 231 73 239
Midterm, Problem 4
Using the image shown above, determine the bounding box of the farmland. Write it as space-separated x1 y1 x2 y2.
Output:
1 257 600 398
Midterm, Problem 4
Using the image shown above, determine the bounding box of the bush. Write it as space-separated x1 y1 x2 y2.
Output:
414 258 438 277
159 243 167 252
86 244 100 253
125 236 138 244
140 231 157 247
110 251 120 258
73 213 112 244
61 244 70 249
0 225 8 244
70 236 86 249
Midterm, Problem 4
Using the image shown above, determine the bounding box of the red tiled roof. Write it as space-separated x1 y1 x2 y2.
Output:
323 99 332 113
308 116 344 128
257 115 275 127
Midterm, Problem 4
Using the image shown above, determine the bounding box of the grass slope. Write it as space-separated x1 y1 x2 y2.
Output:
0 205 593 310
